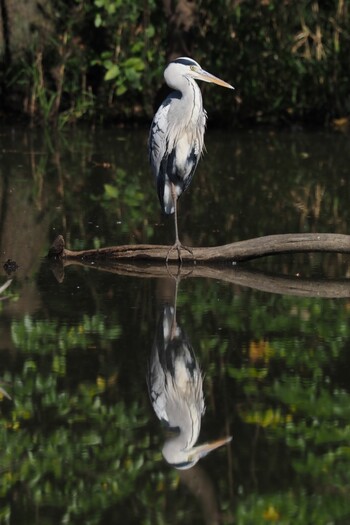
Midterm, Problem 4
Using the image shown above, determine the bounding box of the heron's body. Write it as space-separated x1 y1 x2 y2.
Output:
148 57 234 260
149 68 206 215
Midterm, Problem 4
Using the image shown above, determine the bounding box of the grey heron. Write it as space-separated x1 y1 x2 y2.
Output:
148 303 231 469
148 57 234 261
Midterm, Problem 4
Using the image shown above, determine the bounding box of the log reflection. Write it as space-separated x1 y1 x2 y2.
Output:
49 254 350 299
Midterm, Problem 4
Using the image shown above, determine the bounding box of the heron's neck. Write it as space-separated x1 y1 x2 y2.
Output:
175 78 203 130
165 69 202 107
182 77 203 107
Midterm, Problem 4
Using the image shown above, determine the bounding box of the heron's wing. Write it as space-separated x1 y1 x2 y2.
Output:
148 97 172 181
149 96 176 214
147 305 176 424
147 345 167 423
148 93 205 214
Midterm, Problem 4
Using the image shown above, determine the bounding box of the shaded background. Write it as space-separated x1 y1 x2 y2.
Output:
0 0 349 127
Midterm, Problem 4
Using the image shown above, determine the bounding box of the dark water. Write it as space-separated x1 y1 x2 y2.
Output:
1 126 350 524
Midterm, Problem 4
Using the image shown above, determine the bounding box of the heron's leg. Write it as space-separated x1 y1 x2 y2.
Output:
166 183 193 263
173 187 180 247
169 269 179 338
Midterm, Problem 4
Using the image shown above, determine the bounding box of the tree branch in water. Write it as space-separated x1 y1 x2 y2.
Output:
48 233 350 263
47 235 350 298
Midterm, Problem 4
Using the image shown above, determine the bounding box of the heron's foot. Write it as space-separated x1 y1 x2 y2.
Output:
166 241 193 264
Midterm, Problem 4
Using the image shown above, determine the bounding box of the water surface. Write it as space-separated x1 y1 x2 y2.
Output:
0 126 350 524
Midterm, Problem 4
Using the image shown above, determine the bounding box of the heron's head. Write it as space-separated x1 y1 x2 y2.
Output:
163 435 232 470
164 57 234 90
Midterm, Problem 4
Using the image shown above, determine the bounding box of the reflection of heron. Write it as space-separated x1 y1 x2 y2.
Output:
148 303 231 469
149 57 234 260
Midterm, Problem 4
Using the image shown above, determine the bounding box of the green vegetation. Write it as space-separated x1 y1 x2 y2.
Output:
1 275 350 524
1 126 350 523
1 0 349 126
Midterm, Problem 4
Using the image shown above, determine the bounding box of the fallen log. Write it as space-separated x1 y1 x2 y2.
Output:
48 233 350 264
47 235 350 297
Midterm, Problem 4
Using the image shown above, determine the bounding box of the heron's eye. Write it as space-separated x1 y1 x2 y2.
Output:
190 66 196 71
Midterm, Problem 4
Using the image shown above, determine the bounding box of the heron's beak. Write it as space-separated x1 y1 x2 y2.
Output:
196 69 234 90
192 435 232 459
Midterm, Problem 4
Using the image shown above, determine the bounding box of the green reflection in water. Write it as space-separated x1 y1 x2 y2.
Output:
0 127 349 524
